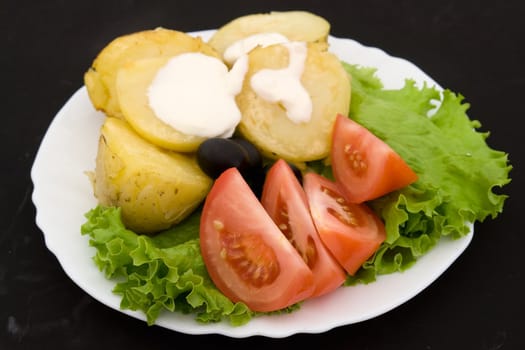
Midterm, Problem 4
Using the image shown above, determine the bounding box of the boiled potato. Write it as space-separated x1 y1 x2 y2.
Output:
115 57 207 152
208 11 330 59
84 28 219 119
93 117 212 234
236 42 351 163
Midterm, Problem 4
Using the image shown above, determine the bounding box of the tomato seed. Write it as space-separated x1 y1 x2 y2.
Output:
327 207 355 226
303 237 318 269
345 144 367 174
321 185 360 227
213 220 224 231
219 231 280 287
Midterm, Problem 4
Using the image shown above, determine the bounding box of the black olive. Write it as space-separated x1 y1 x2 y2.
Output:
230 138 263 169
196 138 263 179
197 138 246 179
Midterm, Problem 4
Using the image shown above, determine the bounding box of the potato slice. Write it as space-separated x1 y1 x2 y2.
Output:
115 56 208 152
93 117 212 234
236 42 351 163
208 11 330 58
84 28 218 119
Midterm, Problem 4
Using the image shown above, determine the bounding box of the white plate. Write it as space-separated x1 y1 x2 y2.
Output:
31 30 472 338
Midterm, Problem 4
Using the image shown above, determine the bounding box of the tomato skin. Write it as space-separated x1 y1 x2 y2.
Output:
200 167 314 312
303 172 386 275
261 159 347 298
331 114 418 203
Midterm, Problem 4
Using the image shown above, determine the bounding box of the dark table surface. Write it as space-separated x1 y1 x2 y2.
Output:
3 0 524 349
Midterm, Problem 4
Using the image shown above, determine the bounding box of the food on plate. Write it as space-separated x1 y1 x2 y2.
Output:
91 117 212 234
84 28 218 119
331 114 418 203
341 63 511 281
196 137 262 179
78 11 511 327
303 172 386 275
199 167 314 312
261 159 347 297
208 11 330 60
115 56 214 152
236 42 351 162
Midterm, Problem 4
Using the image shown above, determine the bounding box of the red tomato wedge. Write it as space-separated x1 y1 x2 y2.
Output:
261 159 347 298
200 167 314 312
331 114 418 203
303 172 386 276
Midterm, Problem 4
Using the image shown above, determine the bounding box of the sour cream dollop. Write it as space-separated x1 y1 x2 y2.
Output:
223 32 289 65
250 41 312 124
147 53 248 138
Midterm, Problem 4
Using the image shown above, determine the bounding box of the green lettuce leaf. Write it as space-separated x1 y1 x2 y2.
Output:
342 63 512 283
81 206 253 326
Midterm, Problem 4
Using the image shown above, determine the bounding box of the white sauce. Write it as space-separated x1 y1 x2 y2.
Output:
223 32 289 66
250 41 312 124
147 53 248 138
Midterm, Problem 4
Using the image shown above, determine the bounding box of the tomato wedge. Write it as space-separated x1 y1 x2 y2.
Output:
331 114 418 203
303 172 386 275
200 167 314 312
261 159 347 298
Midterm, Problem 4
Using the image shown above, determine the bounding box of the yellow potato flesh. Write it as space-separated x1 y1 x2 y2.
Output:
208 11 330 58
84 28 218 119
94 117 212 234
115 57 208 152
236 43 351 163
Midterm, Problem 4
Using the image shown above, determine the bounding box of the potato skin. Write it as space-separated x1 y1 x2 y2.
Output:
84 28 219 119
236 42 351 163
94 117 212 234
208 11 330 58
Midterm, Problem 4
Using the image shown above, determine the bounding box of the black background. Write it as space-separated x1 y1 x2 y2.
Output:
3 0 524 349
